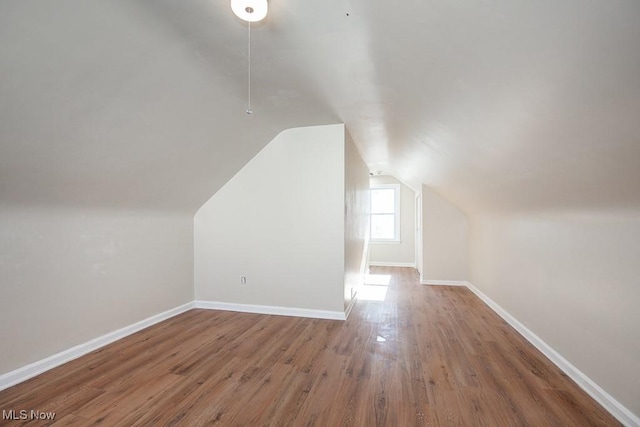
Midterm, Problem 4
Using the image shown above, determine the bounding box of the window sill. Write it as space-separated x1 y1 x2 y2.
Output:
370 240 402 245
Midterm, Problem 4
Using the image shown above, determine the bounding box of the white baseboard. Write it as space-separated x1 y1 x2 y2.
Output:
344 295 357 320
3 287 636 426
0 299 345 392
421 279 467 286
369 262 416 268
466 282 640 427
194 300 346 321
0 301 195 392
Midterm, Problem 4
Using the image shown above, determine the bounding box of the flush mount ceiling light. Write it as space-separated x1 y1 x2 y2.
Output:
231 0 268 22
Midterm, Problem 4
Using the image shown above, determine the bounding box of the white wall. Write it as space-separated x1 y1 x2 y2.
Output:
469 213 640 417
415 193 423 276
194 124 347 314
422 185 468 282
344 129 370 309
369 176 415 266
0 206 194 375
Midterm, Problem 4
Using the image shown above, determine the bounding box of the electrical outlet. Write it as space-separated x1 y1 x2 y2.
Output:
240 276 247 285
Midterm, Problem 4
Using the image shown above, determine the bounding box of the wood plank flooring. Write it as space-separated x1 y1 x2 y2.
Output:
0 267 621 426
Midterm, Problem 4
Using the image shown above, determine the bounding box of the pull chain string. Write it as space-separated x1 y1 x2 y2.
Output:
247 20 252 115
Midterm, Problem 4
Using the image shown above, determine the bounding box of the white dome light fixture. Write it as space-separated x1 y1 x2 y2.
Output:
231 0 268 22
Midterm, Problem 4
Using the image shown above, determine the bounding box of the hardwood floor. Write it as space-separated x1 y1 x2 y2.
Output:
0 267 620 426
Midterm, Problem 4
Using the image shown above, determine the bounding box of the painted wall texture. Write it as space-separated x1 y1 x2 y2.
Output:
469 213 640 416
195 124 367 315
344 129 370 309
422 185 468 282
0 207 194 375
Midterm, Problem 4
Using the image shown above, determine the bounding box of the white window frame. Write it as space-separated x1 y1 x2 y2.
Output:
370 183 401 243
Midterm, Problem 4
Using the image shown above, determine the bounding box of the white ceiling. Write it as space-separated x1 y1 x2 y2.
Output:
1 0 639 215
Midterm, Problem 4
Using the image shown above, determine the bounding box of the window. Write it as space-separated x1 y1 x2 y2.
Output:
370 184 400 242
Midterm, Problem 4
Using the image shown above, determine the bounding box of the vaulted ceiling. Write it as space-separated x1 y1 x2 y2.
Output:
1 0 639 215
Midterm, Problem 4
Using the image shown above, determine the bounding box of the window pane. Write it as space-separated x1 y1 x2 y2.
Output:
371 214 395 239
371 188 395 214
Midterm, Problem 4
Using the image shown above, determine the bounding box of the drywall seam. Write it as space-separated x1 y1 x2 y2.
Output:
466 281 640 427
421 280 467 286
194 301 346 321
0 302 195 392
369 262 416 268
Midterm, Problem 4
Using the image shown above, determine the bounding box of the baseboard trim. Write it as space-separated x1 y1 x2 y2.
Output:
466 282 640 427
194 300 346 321
422 279 468 286
3 287 635 425
344 295 357 320
0 301 195 392
369 262 416 268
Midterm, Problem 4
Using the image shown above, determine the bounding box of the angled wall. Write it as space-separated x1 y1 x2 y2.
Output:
469 213 640 420
421 185 468 283
344 129 370 310
417 185 640 422
195 124 367 317
0 207 194 377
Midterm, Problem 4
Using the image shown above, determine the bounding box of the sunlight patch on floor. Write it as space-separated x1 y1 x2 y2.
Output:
359 274 391 301
364 274 391 286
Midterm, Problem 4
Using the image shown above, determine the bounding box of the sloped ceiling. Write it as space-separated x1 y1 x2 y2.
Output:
1 0 639 215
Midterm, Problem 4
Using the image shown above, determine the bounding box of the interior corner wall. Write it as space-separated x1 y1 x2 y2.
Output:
0 207 194 376
469 213 640 417
368 176 416 266
415 190 423 277
421 185 468 282
194 124 346 313
343 128 369 310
